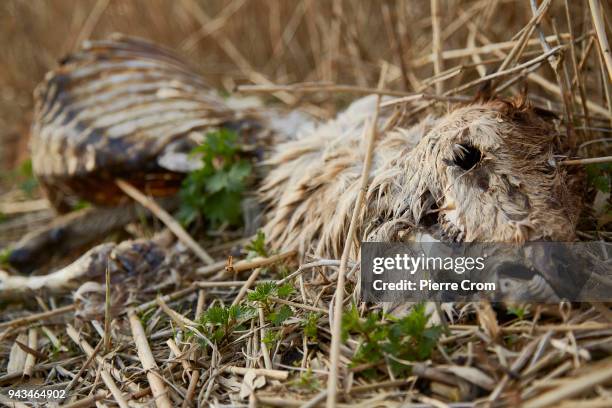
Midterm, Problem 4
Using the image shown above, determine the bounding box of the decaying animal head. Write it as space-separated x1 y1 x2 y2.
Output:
262 95 584 259
391 97 583 244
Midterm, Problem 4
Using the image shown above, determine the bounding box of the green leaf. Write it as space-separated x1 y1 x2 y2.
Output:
245 230 268 258
276 283 294 298
178 129 252 227
586 163 611 193
270 305 293 325
263 331 279 347
248 282 277 303
342 303 443 376
303 313 319 339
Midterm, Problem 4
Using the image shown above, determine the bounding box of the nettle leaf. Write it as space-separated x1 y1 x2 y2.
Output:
226 161 252 191
206 171 230 193
343 303 443 376
248 282 277 303
246 230 268 258
178 129 252 227
303 313 319 339
276 283 294 298
270 305 293 325
206 190 244 225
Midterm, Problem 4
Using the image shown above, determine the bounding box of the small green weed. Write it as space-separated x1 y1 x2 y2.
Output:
0 248 11 266
178 129 252 227
245 230 268 258
342 303 443 376
269 304 293 325
506 305 530 320
18 159 39 196
248 282 294 313
196 304 256 344
0 159 39 197
586 163 611 193
73 200 91 211
303 313 319 340
248 282 295 349
291 368 321 391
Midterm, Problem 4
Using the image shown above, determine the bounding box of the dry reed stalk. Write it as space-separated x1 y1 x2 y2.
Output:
180 0 247 52
470 23 608 118
181 369 200 408
258 307 272 370
65 325 131 407
60 391 107 408
236 82 414 97
223 365 288 380
156 296 197 328
561 156 612 165
231 267 262 306
66 324 140 392
195 289 206 320
128 309 173 408
228 251 296 273
116 179 214 265
197 250 295 276
523 358 612 408
181 0 298 106
133 285 198 314
588 0 612 83
267 296 327 314
431 0 443 94
413 33 573 66
326 63 388 408
22 328 37 377
167 339 193 373
498 0 552 73
71 0 109 51
0 199 48 214
104 260 111 352
61 339 103 402
488 336 539 401
195 280 258 289
0 304 76 329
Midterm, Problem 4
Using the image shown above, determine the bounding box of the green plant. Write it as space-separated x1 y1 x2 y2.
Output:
263 331 280 347
73 200 91 211
269 305 293 325
586 163 611 193
18 159 38 196
247 282 294 312
178 129 252 227
0 159 39 197
196 304 256 344
291 368 321 391
342 303 443 376
248 282 295 350
0 248 11 266
245 230 268 258
506 305 530 320
303 313 320 340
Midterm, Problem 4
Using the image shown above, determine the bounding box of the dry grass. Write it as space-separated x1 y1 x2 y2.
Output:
1 0 612 407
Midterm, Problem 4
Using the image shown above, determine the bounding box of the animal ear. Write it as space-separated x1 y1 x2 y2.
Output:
473 66 500 102
473 79 494 102
514 85 559 120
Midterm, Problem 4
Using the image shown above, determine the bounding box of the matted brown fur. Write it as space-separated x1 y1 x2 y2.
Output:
260 95 584 259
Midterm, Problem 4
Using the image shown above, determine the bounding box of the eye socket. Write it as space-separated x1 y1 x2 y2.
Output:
452 143 482 171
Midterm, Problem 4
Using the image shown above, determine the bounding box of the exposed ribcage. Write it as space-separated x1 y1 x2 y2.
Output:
31 35 238 209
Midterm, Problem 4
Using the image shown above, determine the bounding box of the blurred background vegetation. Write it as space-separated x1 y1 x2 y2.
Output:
0 0 610 176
